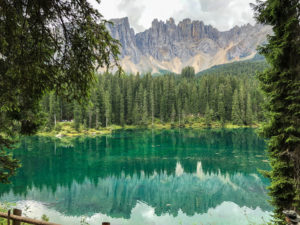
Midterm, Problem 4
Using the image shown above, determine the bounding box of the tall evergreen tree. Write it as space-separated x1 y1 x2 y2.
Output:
73 102 82 131
150 85 155 126
252 0 300 222
239 85 246 124
171 105 176 125
232 90 242 125
205 104 212 127
246 94 253 125
181 66 195 79
120 94 125 126
104 91 111 127
126 79 133 124
49 93 60 127
141 91 148 125
218 84 226 125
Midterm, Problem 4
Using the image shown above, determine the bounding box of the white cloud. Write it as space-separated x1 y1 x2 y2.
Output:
91 0 256 33
117 0 146 32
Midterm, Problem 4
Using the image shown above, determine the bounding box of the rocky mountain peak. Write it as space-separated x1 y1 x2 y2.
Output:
107 18 271 74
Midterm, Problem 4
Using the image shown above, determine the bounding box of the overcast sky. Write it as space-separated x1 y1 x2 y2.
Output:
91 0 257 33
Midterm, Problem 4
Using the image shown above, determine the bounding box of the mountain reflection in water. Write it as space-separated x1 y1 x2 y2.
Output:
0 128 271 224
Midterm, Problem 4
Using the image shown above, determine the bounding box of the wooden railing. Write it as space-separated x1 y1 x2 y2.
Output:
0 209 111 225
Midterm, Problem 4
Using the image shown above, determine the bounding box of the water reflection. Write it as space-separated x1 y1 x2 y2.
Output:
0 129 271 221
15 201 270 225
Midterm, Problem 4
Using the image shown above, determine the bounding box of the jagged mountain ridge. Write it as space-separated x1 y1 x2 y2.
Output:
107 17 271 74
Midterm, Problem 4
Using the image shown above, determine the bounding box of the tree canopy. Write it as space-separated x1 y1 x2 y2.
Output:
0 0 120 183
252 0 300 223
181 66 195 79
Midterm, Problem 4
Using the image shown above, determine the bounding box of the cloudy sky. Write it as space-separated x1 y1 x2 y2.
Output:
91 0 257 33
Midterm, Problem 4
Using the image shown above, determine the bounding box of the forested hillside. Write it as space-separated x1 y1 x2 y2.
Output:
197 59 268 77
40 62 266 131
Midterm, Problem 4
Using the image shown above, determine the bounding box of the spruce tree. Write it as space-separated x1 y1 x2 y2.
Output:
252 0 300 222
126 79 133 124
104 91 111 127
181 66 195 79
239 85 246 124
150 86 155 126
205 104 212 127
49 93 60 127
232 90 242 125
245 94 253 125
73 102 82 131
120 94 125 127
218 85 226 125
171 105 176 125
141 91 148 125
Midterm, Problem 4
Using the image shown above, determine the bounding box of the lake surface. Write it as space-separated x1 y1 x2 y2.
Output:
0 128 272 225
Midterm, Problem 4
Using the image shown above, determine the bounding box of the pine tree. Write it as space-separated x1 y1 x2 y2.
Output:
205 104 212 127
171 105 176 125
104 91 111 127
95 108 100 129
141 91 148 125
177 98 182 127
239 85 246 124
87 102 94 129
132 103 139 125
181 66 195 79
223 80 232 121
150 86 155 126
252 0 300 222
245 94 253 125
126 79 133 124
231 90 242 125
218 84 226 125
49 93 60 127
73 102 82 131
120 94 125 126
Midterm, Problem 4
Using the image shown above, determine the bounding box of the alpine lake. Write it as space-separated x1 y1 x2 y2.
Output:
0 128 272 225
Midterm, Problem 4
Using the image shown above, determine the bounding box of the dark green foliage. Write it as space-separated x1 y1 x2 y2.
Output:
40 71 265 128
181 66 195 79
0 0 120 183
197 60 268 77
252 0 300 223
204 104 212 127
232 90 242 125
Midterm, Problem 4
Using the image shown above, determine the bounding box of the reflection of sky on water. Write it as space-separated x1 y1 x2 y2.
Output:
16 200 271 225
0 129 271 224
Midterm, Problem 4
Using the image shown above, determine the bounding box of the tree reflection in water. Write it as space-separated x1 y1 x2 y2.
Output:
0 128 271 220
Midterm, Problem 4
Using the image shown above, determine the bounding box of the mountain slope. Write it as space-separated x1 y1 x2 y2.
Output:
196 58 268 77
107 17 271 74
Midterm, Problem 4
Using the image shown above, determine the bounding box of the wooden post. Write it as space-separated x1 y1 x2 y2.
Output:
12 209 22 225
102 223 110 225
7 210 10 225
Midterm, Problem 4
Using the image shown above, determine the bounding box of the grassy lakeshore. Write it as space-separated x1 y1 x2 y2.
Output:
38 118 260 138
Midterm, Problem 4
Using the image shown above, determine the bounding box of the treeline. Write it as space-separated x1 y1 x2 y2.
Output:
40 69 265 130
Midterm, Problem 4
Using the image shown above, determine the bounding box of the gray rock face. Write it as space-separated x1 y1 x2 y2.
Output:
107 17 271 73
107 17 140 64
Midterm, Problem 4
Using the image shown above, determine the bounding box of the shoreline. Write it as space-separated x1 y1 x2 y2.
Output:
37 121 260 138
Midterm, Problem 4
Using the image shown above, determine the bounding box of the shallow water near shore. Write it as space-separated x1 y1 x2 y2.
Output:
0 128 272 225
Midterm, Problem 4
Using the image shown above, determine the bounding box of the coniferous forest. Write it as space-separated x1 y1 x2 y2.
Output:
41 62 266 130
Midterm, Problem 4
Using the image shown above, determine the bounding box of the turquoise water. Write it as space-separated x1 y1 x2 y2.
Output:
0 129 271 225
